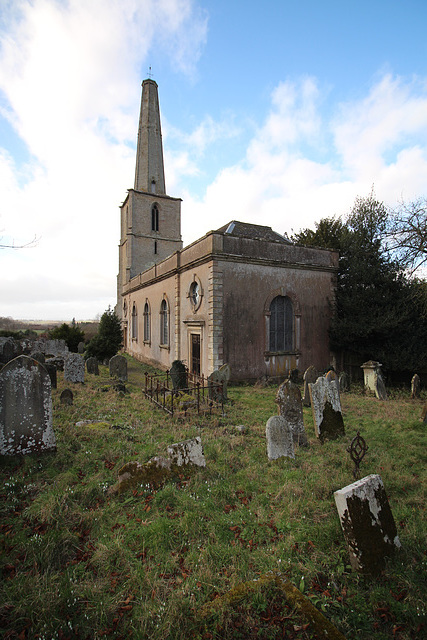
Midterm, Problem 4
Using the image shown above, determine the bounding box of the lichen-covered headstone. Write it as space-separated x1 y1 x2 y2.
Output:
411 374 421 399
266 415 295 460
60 388 74 405
167 436 206 467
64 353 85 383
309 376 345 443
0 355 56 455
170 360 187 390
109 354 127 382
86 357 99 376
276 378 308 446
334 474 401 574
302 365 318 407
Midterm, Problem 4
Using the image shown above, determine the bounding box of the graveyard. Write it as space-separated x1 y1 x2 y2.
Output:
0 355 426 639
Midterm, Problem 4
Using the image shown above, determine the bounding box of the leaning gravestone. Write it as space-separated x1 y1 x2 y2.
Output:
266 415 295 460
86 357 99 376
334 474 401 574
60 389 74 406
276 378 308 446
302 365 318 407
208 364 230 403
411 374 421 399
109 354 128 382
0 355 56 455
309 376 345 443
170 360 187 390
64 353 85 383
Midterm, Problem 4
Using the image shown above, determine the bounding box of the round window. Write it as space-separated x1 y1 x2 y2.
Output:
190 281 200 309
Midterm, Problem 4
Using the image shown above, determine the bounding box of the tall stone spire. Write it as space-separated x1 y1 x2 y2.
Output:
134 79 166 194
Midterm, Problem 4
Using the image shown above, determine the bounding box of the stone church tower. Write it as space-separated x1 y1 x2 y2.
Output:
117 79 182 319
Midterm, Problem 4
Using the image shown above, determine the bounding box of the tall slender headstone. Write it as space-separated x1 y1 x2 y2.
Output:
276 378 308 446
0 356 56 455
411 374 421 399
302 366 318 407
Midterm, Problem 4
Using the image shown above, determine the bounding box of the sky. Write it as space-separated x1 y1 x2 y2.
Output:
1 0 427 321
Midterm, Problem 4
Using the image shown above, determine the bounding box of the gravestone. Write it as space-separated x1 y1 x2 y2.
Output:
0 337 16 365
411 374 421 399
334 474 401 574
374 369 388 401
0 355 56 455
167 436 206 467
325 368 340 395
276 378 308 446
78 341 85 354
47 356 65 371
64 353 85 383
339 371 350 392
109 354 128 382
31 351 45 364
86 357 99 376
44 362 57 389
309 376 345 443
266 415 295 460
302 366 318 407
208 364 230 403
60 389 74 405
361 360 387 399
170 360 187 390
421 403 427 423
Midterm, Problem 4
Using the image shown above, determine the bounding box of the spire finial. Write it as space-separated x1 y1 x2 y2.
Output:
147 66 153 79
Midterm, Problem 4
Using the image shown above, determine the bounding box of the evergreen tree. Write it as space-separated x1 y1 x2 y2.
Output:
86 307 123 361
49 321 85 352
292 191 427 372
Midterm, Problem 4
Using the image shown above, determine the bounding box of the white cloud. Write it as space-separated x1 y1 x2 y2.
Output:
0 0 207 319
180 74 427 245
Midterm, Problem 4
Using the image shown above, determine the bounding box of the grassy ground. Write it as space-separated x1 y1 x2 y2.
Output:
1 355 426 639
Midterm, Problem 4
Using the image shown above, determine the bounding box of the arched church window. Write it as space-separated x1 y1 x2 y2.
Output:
151 204 159 232
160 298 169 346
131 303 138 340
143 301 151 342
269 295 294 352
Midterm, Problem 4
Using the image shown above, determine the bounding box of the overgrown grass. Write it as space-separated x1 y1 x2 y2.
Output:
1 355 426 639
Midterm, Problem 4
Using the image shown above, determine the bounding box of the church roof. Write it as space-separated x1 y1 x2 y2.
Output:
216 220 291 244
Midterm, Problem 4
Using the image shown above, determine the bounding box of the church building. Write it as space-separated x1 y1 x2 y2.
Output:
117 79 338 382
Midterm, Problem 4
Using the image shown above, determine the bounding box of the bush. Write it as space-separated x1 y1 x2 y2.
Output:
49 319 85 352
85 307 122 361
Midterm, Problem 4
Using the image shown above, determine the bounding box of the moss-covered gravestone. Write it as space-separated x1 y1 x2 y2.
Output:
0 355 56 455
334 474 401 574
309 376 345 443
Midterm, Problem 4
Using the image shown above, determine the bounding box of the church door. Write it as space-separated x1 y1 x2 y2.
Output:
190 334 201 376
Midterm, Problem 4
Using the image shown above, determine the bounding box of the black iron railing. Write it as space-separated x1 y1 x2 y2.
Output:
143 370 224 416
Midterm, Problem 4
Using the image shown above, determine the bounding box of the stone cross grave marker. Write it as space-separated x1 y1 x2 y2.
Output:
64 353 85 384
109 354 127 382
266 415 295 460
334 474 401 574
0 355 56 455
309 376 345 443
276 378 308 446
302 365 318 407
